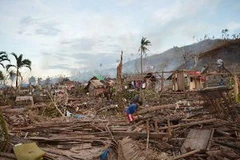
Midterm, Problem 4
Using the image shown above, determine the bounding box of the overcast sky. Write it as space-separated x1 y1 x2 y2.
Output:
0 0 240 79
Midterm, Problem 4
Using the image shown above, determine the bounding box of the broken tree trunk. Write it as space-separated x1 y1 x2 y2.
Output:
116 51 124 112
138 104 177 115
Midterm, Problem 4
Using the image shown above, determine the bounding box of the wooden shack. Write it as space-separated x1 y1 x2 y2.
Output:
167 70 205 92
85 80 106 96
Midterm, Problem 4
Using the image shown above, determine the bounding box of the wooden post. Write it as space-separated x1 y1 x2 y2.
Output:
234 75 239 102
146 119 149 151
161 70 164 92
154 120 159 133
167 119 172 137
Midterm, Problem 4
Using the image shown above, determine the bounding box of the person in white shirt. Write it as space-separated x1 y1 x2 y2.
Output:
217 57 224 72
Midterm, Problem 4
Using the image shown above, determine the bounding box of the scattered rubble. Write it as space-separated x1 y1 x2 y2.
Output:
0 76 240 160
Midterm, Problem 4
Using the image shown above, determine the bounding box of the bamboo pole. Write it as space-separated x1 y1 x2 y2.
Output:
146 119 149 151
173 149 201 160
138 104 176 115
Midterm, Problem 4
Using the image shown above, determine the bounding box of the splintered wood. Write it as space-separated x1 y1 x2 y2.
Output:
118 137 169 160
199 86 237 120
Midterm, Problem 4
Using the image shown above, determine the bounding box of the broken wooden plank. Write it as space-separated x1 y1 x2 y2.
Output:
3 108 26 113
113 131 168 139
159 118 217 130
181 129 213 154
138 104 177 114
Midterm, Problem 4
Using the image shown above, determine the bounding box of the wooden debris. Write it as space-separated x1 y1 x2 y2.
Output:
118 137 169 160
15 96 34 106
173 149 201 160
180 129 213 153
138 104 177 115
1 80 240 159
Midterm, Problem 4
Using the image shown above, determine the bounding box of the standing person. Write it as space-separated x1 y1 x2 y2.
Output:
126 101 142 124
217 57 224 72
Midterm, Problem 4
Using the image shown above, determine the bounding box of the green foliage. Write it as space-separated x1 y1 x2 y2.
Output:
0 51 10 69
138 36 151 56
6 53 32 88
122 90 139 102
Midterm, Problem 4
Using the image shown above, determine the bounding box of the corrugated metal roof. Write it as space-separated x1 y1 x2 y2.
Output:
90 80 104 87
94 75 104 81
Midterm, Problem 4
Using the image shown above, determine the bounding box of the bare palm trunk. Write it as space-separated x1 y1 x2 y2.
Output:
116 51 124 111
16 68 19 89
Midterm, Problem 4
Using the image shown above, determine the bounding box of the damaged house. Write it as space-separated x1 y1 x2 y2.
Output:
167 70 205 92
84 75 107 96
167 39 240 91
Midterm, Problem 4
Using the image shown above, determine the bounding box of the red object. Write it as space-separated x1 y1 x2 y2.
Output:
200 76 207 81
127 114 134 122
188 71 201 75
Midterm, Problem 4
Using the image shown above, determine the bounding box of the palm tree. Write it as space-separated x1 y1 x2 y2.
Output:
138 37 151 74
6 53 31 89
0 51 10 69
0 52 10 84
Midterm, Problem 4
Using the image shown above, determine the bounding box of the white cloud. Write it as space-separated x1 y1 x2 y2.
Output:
151 0 220 26
18 16 61 36
226 21 240 31
0 0 238 79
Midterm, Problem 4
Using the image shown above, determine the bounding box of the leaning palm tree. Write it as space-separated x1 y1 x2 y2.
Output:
6 53 31 89
138 37 151 74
